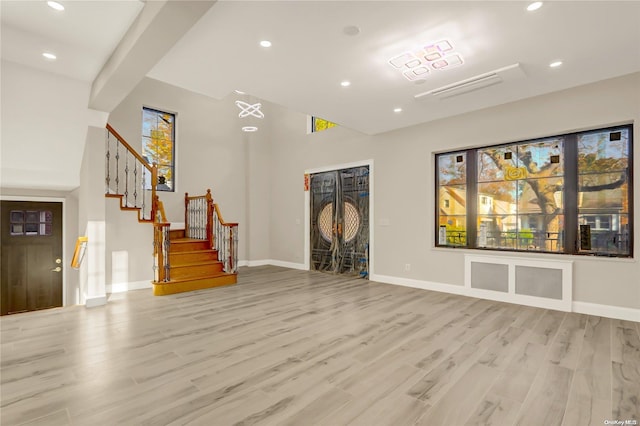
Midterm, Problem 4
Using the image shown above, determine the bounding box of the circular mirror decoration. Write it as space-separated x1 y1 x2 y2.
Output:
318 201 361 243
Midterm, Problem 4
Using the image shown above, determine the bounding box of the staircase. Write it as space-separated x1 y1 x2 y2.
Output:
105 124 238 296
153 228 237 296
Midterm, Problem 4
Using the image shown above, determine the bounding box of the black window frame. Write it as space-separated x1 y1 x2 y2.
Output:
435 124 633 258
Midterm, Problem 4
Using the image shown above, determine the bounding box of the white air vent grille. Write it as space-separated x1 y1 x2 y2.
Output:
464 255 572 312
415 63 525 100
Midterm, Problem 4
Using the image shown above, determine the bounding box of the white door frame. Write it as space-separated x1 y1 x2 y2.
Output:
0 195 67 307
304 159 374 276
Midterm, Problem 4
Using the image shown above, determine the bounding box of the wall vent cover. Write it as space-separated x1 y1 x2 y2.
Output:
415 63 525 100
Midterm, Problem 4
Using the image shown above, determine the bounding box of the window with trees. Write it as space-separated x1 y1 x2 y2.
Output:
142 107 175 192
436 125 633 257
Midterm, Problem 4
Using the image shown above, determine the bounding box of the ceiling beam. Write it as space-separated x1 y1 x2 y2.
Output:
89 0 216 112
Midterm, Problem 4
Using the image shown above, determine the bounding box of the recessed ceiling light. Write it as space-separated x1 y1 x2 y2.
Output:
242 126 258 132
42 52 57 60
259 40 272 48
340 81 351 87
549 60 563 68
527 2 543 11
47 1 64 11
394 108 402 113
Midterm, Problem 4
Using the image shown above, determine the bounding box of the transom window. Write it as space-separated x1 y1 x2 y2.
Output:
311 116 338 133
142 107 175 192
436 125 633 257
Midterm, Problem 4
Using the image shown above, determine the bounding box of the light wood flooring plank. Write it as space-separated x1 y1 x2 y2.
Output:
464 392 522 426
611 321 640 421
17 408 70 426
563 315 612 426
515 365 574 426
0 266 633 426
416 363 496 425
546 313 588 369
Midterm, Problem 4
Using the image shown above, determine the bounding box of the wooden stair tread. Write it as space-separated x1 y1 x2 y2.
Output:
171 238 208 243
153 272 237 295
170 249 217 254
162 271 234 284
169 260 223 269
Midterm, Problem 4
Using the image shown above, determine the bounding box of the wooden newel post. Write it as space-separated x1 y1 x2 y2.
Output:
184 192 189 236
206 189 214 249
154 195 160 222
155 225 165 282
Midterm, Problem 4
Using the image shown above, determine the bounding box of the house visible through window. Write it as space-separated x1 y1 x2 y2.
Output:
436 125 633 257
142 107 175 191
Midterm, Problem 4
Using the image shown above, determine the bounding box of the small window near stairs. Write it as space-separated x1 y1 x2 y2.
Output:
142 107 175 192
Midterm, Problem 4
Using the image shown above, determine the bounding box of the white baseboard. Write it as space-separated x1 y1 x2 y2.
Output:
242 259 307 270
370 274 467 296
268 259 307 270
370 273 639 321
86 296 107 308
245 259 272 267
572 301 640 322
107 280 152 293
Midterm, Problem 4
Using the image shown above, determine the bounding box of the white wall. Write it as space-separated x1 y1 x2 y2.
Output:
108 77 268 264
78 126 107 305
267 72 640 311
0 60 91 191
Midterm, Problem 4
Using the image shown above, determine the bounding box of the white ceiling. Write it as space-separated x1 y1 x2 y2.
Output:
149 1 640 135
0 0 144 82
1 1 639 135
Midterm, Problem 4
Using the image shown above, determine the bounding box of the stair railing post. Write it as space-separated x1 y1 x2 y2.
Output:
151 163 158 222
105 130 111 193
206 189 214 249
184 192 189 238
163 225 170 282
229 226 234 272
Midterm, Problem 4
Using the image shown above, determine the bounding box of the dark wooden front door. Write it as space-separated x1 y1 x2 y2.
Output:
1 201 63 315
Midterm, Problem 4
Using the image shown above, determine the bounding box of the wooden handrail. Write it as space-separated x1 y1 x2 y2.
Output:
106 123 158 223
213 203 238 226
106 123 153 171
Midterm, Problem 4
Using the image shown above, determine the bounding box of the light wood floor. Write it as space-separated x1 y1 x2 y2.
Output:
1 266 638 426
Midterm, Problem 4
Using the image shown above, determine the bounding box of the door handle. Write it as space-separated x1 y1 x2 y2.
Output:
51 266 62 272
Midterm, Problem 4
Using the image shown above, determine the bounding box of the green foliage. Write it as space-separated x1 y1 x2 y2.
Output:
313 117 338 132
445 225 466 245
143 112 174 182
505 229 534 244
578 153 626 172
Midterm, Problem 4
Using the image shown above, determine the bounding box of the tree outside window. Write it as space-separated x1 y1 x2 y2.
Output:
142 107 175 191
436 125 632 257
